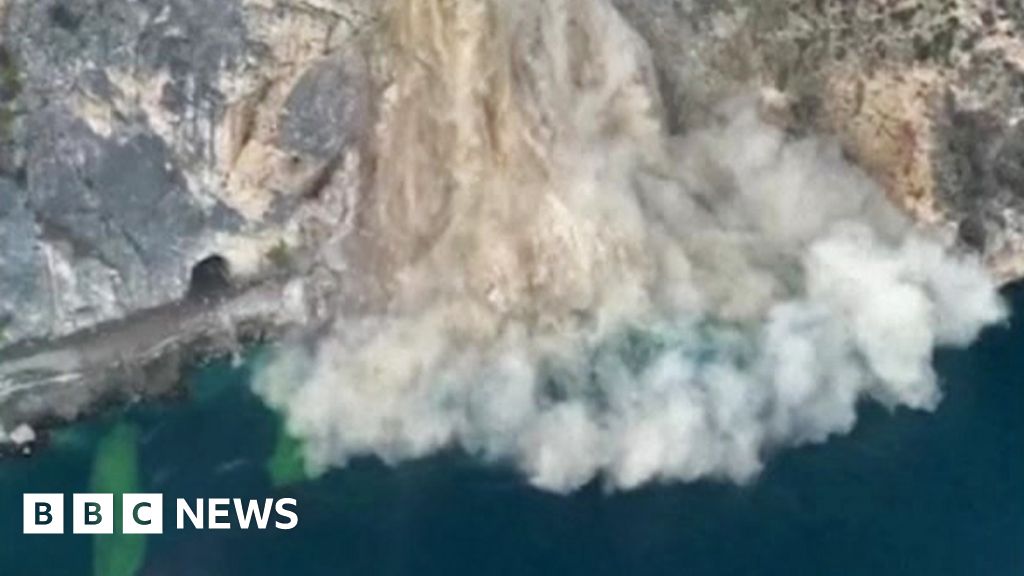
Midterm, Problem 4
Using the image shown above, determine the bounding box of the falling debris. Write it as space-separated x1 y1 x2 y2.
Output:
253 0 1007 493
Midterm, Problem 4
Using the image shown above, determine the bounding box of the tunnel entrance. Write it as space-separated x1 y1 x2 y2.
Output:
188 255 232 301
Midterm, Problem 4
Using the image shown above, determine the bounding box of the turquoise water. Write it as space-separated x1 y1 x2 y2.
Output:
2 285 1023 576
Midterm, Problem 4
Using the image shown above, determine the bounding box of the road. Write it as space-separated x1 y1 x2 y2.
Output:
0 275 314 439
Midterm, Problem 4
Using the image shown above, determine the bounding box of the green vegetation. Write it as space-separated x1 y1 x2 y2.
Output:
0 46 20 101
0 45 20 149
265 240 294 270
90 423 146 576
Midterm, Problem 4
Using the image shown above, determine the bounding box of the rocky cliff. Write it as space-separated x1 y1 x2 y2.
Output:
3 0 1023 346
614 0 1024 280
0 0 374 346
0 0 1022 442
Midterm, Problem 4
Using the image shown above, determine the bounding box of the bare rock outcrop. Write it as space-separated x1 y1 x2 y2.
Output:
0 0 373 345
2 0 1024 440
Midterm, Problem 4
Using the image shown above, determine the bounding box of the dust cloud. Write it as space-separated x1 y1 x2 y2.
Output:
253 0 1006 492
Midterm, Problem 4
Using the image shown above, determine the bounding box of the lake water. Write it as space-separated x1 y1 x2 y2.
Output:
1 285 1022 576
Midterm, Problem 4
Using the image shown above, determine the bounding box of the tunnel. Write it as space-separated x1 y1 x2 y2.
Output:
187 255 232 301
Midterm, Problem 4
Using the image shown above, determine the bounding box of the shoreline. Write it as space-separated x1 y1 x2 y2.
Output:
0 273 316 455
2 271 1019 460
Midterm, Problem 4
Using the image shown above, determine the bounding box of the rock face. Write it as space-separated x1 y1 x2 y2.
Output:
0 0 1022 349
0 0 373 345
612 0 1024 281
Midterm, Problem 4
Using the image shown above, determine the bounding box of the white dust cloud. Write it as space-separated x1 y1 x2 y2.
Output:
253 0 1006 493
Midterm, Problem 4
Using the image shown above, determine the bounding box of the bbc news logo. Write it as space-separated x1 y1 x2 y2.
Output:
23 494 298 534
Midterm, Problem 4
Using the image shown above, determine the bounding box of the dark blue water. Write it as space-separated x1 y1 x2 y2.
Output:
2 285 1023 576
